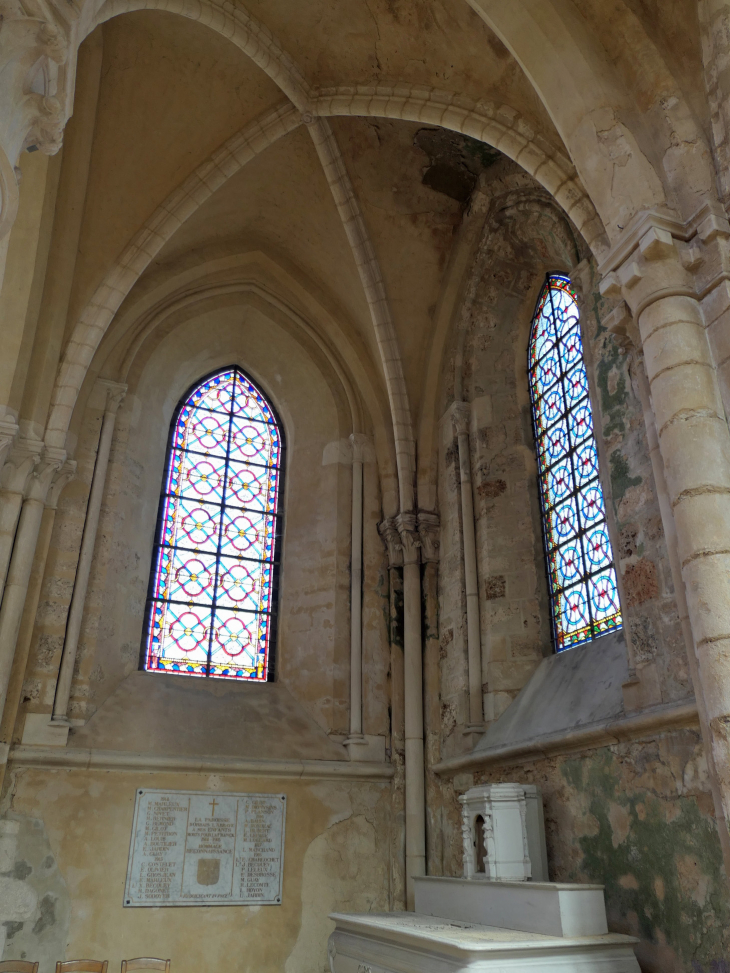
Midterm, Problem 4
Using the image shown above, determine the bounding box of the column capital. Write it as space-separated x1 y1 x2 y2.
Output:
0 415 19 472
417 510 440 563
348 432 372 464
450 401 471 437
46 459 76 510
395 511 420 565
378 517 403 568
597 203 730 323
0 437 43 494
25 447 66 503
99 380 127 416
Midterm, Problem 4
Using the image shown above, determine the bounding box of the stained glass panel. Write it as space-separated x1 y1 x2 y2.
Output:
143 367 282 680
528 275 622 650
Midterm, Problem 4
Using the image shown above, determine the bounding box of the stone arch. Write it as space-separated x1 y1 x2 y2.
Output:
465 0 716 233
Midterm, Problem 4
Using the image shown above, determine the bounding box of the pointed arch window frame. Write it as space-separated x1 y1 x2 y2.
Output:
141 365 285 682
528 274 623 651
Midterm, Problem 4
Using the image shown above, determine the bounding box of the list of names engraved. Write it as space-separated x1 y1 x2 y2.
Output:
124 789 286 907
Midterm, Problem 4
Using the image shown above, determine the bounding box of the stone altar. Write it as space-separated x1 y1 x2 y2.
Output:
327 783 639 972
124 788 286 907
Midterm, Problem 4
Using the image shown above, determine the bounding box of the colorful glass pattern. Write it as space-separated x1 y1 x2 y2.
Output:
528 275 622 650
143 367 282 680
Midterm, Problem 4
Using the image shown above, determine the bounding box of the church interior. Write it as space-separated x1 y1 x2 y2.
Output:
1 1 730 971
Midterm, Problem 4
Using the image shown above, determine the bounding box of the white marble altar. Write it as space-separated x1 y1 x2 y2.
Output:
414 876 608 937
328 912 641 973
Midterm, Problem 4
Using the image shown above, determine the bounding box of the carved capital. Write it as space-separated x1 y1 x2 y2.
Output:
451 401 471 438
417 510 440 563
99 379 127 416
0 436 43 494
378 517 402 568
348 432 371 464
25 446 66 502
46 458 76 509
395 511 420 565
0 415 19 471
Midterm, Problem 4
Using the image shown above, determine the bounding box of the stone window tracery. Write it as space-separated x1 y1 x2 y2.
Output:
142 367 282 680
528 275 622 650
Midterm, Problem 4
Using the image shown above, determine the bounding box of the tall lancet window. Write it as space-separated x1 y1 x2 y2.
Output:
528 275 622 651
143 367 283 681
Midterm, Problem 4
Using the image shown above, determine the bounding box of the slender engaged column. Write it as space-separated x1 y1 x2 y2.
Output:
418 512 441 875
0 450 65 725
345 434 366 745
397 512 425 909
452 403 484 731
0 438 42 599
52 382 125 724
379 517 406 910
602 225 730 840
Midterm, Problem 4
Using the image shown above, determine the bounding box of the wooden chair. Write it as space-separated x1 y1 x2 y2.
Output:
121 961 170 973
55 963 108 973
0 962 39 973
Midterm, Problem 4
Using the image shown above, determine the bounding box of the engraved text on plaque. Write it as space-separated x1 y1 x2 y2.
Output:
124 789 286 907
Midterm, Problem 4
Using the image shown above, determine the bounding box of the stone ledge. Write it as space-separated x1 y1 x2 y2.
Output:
432 699 698 776
8 745 395 782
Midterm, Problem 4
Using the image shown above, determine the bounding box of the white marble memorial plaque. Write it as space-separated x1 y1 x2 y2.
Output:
124 788 285 907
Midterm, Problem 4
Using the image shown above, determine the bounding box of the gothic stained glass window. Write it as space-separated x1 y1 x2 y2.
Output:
528 275 623 651
142 367 283 681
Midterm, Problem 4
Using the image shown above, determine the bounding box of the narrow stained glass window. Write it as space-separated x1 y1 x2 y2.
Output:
143 367 282 680
528 275 622 650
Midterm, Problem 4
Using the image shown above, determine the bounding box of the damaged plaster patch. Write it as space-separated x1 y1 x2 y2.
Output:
414 128 500 203
0 813 69 970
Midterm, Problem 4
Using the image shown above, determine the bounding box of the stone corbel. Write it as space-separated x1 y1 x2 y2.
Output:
378 517 403 568
602 301 641 353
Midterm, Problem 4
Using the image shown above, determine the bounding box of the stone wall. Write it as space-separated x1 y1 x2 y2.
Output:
444 730 730 973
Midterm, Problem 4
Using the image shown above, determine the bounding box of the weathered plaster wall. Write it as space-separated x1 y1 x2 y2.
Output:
2 768 391 973
444 731 730 973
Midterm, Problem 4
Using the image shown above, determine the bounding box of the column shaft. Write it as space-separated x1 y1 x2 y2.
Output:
0 497 45 723
348 453 364 738
403 555 425 907
53 399 120 722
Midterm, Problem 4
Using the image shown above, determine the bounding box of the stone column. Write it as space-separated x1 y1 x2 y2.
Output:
52 381 125 724
379 517 406 910
395 511 425 908
452 402 484 735
601 216 730 842
0 459 74 780
345 433 366 751
418 511 443 875
0 437 42 597
0 447 66 726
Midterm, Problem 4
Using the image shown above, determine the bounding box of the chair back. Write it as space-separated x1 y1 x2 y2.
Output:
121 962 170 973
0 962 39 973
55 962 108 973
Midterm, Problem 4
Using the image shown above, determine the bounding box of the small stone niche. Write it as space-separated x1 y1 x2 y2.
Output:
459 783 549 882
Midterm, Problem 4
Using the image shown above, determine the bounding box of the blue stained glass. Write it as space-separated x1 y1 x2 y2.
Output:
528 275 622 650
143 367 282 680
